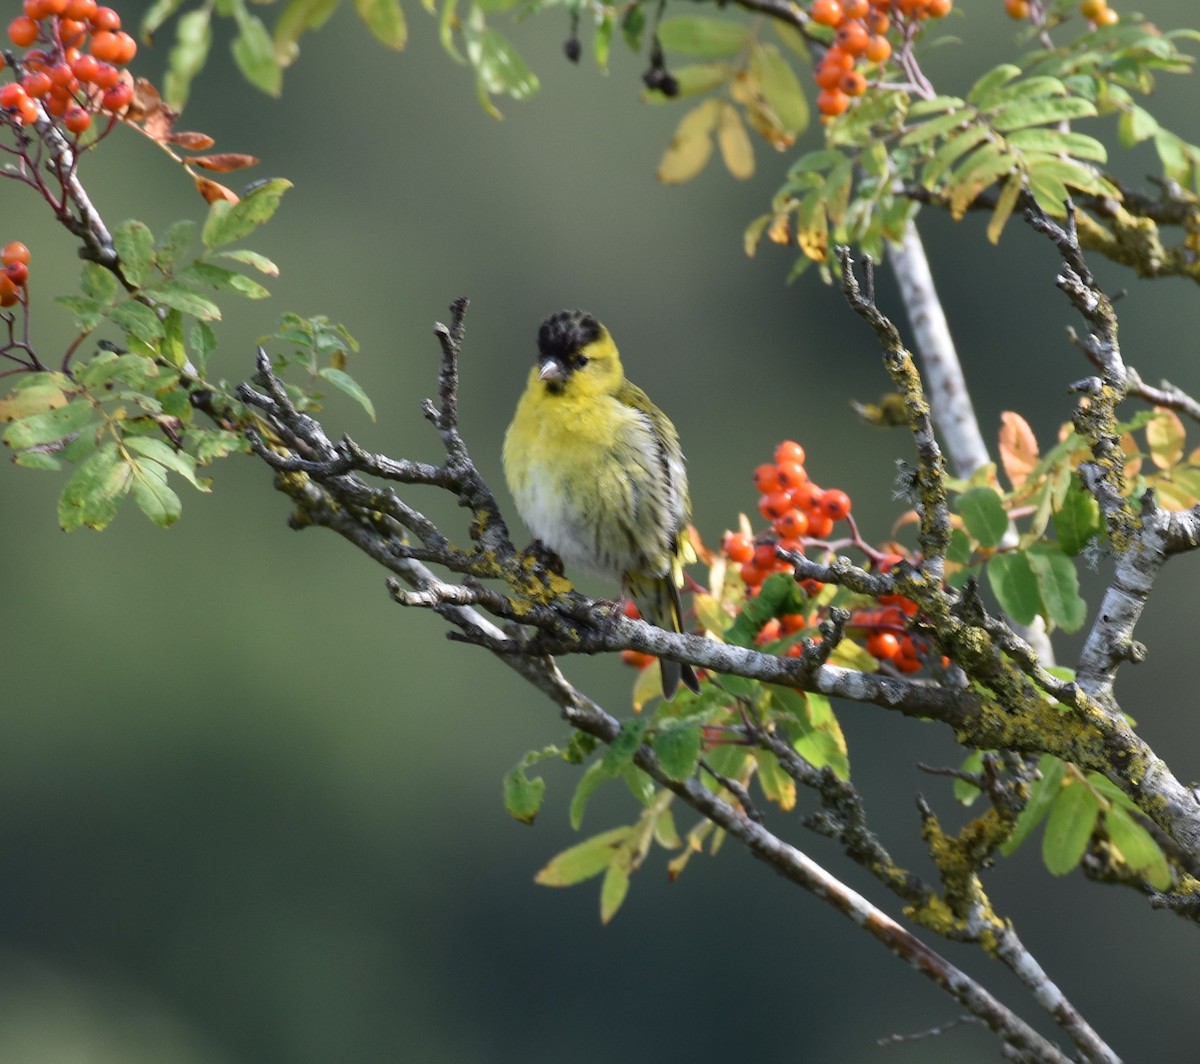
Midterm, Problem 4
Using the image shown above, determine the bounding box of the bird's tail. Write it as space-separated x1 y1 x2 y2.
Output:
628 572 700 700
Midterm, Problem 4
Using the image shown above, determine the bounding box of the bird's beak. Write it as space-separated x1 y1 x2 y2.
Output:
538 358 566 384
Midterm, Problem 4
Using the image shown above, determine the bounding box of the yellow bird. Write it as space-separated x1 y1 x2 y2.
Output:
503 311 700 698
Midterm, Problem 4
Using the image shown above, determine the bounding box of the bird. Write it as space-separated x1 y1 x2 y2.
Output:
503 310 700 698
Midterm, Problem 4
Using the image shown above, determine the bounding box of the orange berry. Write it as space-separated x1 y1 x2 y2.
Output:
72 53 98 81
622 599 642 619
110 30 136 65
817 87 850 117
780 612 808 634
41 0 69 13
91 5 120 31
754 462 783 493
895 654 922 673
759 490 794 521
820 488 852 521
48 63 76 88
1004 0 1030 15
43 91 67 116
0 273 20 307
4 261 29 286
925 0 951 15
755 617 783 645
723 531 755 564
866 631 901 660
810 0 843 28
0 82 29 110
775 440 806 466
64 105 89 133
799 577 824 597
776 461 807 491
1093 6 1118 24
815 62 846 91
865 8 889 32
790 481 822 512
840 69 868 96
620 649 656 670
740 562 768 587
773 509 809 539
822 46 855 72
807 512 835 539
836 20 870 55
864 33 891 63
90 29 119 62
66 0 97 18
59 18 88 47
23 71 52 97
92 62 119 89
841 0 869 16
8 15 39 47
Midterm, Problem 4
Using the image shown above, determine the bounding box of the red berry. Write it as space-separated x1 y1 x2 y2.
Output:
790 481 822 512
8 15 39 48
776 461 807 490
758 490 793 521
72 53 99 82
817 88 850 118
22 71 52 97
739 562 767 588
820 488 852 521
92 62 119 89
4 261 29 286
864 34 891 63
807 512 835 539
840 70 868 97
101 82 132 112
66 0 98 18
64 105 90 133
0 82 29 110
836 20 870 55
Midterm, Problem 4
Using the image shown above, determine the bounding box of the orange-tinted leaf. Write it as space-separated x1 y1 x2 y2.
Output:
130 77 180 141
195 176 239 205
999 411 1038 490
171 131 216 150
1119 432 1142 478
190 153 261 173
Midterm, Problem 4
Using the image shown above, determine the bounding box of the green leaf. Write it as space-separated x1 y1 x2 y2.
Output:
4 399 94 449
80 261 119 304
754 748 796 811
568 760 610 830
956 486 1009 548
599 860 631 924
232 11 283 95
967 64 1021 108
534 826 632 886
463 10 539 115
124 436 209 490
921 124 990 189
156 220 197 273
75 352 159 390
354 0 407 50
1042 776 1100 876
954 750 985 806
1117 103 1159 147
987 175 1023 244
164 8 212 109
109 301 166 345
318 367 377 421
178 262 271 299
114 221 156 288
275 0 341 59
908 94 965 117
502 763 546 825
593 13 613 70
653 724 701 782
900 108 971 148
218 248 280 276
1054 476 1102 555
144 281 223 321
1105 805 1171 890
987 551 1040 626
0 375 69 422
1005 127 1107 163
129 462 182 527
657 17 747 58
202 178 293 248
991 96 1097 132
998 753 1065 863
141 0 186 37
1027 545 1086 632
754 43 807 135
603 717 649 774
58 442 131 532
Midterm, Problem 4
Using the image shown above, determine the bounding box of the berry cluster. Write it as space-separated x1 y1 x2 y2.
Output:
725 439 851 590
1004 0 1117 24
809 0 953 119
845 555 929 672
0 242 31 308
3 1 137 136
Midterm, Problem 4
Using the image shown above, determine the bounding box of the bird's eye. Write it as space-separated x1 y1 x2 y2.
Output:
576 355 589 367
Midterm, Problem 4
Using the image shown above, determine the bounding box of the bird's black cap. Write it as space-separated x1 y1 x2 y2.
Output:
537 310 602 362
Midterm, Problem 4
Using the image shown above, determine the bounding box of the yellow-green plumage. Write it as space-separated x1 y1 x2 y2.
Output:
503 311 699 698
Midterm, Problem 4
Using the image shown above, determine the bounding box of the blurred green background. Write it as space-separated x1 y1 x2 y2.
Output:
2 1 1198 1060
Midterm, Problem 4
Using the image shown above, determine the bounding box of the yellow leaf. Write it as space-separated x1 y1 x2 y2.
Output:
656 99 721 185
717 103 754 180
999 411 1039 489
987 174 1023 244
753 42 808 136
795 190 828 262
1146 407 1186 470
